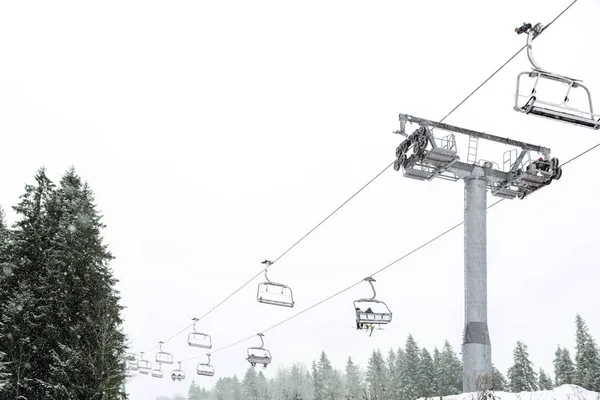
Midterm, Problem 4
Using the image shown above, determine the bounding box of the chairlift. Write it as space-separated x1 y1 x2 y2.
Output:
155 341 174 364
197 354 215 377
124 352 137 362
246 333 272 368
151 363 164 379
188 318 212 349
138 352 152 375
126 359 139 372
171 362 186 382
353 277 392 335
257 260 294 308
514 22 600 130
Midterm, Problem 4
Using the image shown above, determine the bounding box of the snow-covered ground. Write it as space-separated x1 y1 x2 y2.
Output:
422 385 599 400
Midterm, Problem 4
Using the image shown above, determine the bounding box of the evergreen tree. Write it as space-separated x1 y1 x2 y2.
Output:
432 348 442 396
554 347 576 386
243 366 259 400
313 360 323 400
574 314 600 391
318 351 342 400
390 347 405 400
366 349 388 399
439 341 462 396
507 341 538 392
344 357 362 400
231 375 243 400
417 348 434 398
491 365 507 391
257 371 269 400
538 368 553 390
401 335 421 400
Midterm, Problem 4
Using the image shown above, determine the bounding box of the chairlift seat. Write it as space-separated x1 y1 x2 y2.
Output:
138 360 152 373
247 348 272 366
257 282 294 308
151 369 164 379
156 351 173 365
188 332 212 349
126 360 139 371
197 364 215 377
525 106 600 130
354 299 392 325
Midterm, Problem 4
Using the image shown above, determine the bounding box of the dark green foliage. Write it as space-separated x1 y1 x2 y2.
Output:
0 168 126 399
538 368 553 390
574 315 600 391
508 341 538 392
491 365 507 391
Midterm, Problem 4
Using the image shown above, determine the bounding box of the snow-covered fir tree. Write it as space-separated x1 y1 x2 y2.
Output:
491 364 507 391
554 347 577 386
313 360 323 400
417 348 435 398
344 357 362 400
432 348 443 395
366 349 389 400
317 352 342 400
243 366 259 400
538 368 553 390
401 335 421 400
439 341 462 396
574 314 600 391
507 341 538 392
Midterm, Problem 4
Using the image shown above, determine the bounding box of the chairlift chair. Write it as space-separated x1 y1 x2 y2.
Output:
155 341 174 364
151 363 164 379
138 352 152 375
256 260 295 308
126 360 139 372
246 333 272 368
353 277 392 330
171 362 186 382
188 318 212 349
514 22 600 130
197 354 215 377
124 352 137 362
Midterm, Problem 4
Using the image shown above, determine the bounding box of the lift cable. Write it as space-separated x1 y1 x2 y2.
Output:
140 0 579 354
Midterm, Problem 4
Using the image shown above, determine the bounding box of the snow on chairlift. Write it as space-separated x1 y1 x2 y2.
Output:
171 362 186 382
151 363 164 379
197 354 215 377
246 333 272 368
514 22 600 130
188 318 212 349
155 341 174 365
138 352 152 375
257 260 295 308
353 277 392 331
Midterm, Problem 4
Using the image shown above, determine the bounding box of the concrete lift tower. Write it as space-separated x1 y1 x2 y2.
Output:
393 114 562 392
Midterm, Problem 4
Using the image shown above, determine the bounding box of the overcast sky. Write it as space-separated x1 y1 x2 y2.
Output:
1 0 599 399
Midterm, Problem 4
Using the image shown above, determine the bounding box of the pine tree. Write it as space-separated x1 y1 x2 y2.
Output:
432 348 443 396
366 349 389 399
391 347 405 400
538 368 553 390
507 341 538 392
345 357 362 400
439 341 462 396
491 365 507 391
319 351 342 400
243 366 259 400
574 314 600 391
401 335 421 400
257 371 269 400
554 346 576 386
313 359 323 400
417 348 435 398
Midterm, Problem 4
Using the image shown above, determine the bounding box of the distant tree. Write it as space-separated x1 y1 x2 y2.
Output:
508 341 538 392
390 347 405 400
313 358 323 400
344 357 362 400
491 365 507 391
366 349 388 399
432 348 443 395
417 348 434 398
554 347 576 386
538 368 553 390
243 366 259 400
318 351 342 400
574 314 600 391
439 341 462 396
257 371 269 400
400 335 421 400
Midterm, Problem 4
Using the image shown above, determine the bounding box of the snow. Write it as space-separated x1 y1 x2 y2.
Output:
421 385 599 400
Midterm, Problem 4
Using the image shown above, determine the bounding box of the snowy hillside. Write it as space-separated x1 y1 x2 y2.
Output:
423 385 599 400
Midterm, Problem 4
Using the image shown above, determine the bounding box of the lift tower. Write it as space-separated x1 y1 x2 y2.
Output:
393 114 562 392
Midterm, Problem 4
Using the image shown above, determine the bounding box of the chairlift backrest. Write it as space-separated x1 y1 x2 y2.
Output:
188 318 213 349
155 341 174 364
257 260 295 308
171 362 186 381
246 334 272 366
197 354 215 377
138 352 152 374
152 364 164 379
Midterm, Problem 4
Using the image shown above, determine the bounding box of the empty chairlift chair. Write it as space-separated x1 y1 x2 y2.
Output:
246 333 272 368
155 341 174 365
354 277 392 336
197 354 215 377
188 318 212 349
514 22 600 130
171 362 186 382
151 363 164 379
138 352 152 375
256 260 295 308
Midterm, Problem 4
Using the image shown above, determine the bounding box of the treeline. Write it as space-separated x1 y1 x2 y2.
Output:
0 169 127 399
180 314 600 400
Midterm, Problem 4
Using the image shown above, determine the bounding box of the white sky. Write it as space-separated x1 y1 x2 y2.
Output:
1 0 599 399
